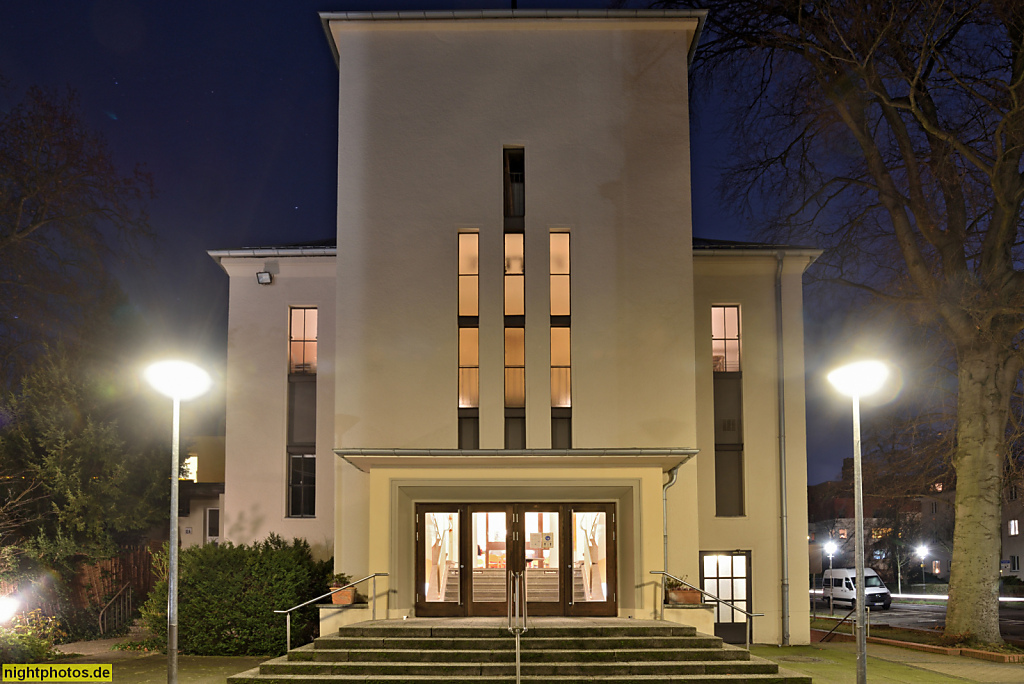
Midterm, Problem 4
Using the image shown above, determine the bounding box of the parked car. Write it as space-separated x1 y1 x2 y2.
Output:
822 567 891 610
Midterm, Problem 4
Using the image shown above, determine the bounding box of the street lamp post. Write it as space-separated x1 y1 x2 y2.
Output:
917 545 928 592
145 361 211 684
824 541 838 616
828 360 889 684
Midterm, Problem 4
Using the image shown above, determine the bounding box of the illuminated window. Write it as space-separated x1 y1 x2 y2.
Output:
181 456 198 482
550 232 571 448
505 328 526 408
289 308 318 373
503 149 526 449
838 529 848 540
711 305 740 372
550 233 570 317
1011 519 1019 536
458 232 479 448
932 560 941 575
505 234 525 316
459 233 479 318
287 308 316 515
550 328 571 408
871 527 892 540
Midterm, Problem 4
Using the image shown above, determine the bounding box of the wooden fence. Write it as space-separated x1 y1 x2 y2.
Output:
69 546 156 609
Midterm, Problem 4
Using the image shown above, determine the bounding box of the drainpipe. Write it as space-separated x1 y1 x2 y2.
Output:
662 462 682 619
776 252 791 645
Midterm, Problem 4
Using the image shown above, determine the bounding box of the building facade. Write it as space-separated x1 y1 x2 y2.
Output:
210 10 816 645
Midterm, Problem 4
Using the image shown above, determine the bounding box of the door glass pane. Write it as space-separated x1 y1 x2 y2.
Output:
525 511 559 602
424 512 459 603
472 511 507 602
572 511 607 602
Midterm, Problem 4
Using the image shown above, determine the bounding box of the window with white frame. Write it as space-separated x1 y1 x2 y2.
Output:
1011 519 1020 536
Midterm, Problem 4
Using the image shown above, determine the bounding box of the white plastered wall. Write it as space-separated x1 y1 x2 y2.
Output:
219 255 336 560
327 15 700 581
690 252 813 645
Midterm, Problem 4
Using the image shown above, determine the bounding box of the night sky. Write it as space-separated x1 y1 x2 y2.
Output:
0 0 858 484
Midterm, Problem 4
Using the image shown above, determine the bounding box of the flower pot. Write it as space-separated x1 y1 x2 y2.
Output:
332 587 355 605
666 588 701 605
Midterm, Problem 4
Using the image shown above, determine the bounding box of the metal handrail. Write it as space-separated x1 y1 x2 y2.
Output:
651 570 764 650
507 571 528 684
274 572 389 651
98 584 132 635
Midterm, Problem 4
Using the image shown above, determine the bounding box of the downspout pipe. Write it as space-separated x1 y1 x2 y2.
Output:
662 459 687 618
776 252 791 645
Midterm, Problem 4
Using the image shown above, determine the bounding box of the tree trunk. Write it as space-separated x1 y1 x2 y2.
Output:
945 346 1020 643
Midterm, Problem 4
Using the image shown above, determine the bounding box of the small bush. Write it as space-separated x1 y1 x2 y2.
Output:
0 625 59 663
140 536 330 656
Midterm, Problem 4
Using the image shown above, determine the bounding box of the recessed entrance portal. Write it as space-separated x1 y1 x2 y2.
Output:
415 503 616 617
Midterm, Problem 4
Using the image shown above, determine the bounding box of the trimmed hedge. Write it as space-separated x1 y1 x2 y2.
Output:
140 535 330 656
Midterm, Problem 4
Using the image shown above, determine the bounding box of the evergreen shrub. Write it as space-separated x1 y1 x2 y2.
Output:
140 535 330 656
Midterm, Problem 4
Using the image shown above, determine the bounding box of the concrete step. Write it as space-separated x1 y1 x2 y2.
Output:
227 620 809 684
229 670 811 684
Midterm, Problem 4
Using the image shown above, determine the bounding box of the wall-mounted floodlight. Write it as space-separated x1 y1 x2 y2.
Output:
256 271 273 285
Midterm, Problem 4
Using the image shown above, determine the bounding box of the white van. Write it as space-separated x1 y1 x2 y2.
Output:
822 568 891 610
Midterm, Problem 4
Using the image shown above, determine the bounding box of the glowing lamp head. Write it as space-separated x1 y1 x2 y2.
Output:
917 545 928 559
145 361 211 401
824 541 838 556
0 596 19 624
827 360 889 398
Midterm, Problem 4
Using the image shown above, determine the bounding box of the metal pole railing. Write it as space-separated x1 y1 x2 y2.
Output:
651 570 764 651
507 571 528 684
274 572 389 651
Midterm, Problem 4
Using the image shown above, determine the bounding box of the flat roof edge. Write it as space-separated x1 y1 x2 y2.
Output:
318 9 707 22
319 9 707 66
207 247 337 260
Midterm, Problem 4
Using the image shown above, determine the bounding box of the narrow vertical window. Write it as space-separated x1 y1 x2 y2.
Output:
505 328 526 407
458 233 479 448
288 453 316 518
504 148 525 219
711 305 740 372
712 305 743 517
289 308 318 373
503 149 526 448
287 307 317 517
550 232 571 448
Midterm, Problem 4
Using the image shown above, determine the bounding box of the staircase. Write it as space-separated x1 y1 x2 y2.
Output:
229 618 811 683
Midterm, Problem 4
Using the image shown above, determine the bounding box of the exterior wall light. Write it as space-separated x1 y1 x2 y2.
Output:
256 271 273 285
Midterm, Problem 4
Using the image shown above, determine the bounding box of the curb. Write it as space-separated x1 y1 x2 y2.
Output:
810 629 1024 663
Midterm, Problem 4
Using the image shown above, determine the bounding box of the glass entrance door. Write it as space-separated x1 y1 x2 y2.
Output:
415 502 616 617
567 504 616 616
468 506 509 616
522 506 562 615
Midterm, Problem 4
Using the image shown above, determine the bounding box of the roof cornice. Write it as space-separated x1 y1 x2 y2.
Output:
319 9 707 66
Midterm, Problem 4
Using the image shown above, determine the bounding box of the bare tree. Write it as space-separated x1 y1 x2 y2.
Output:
0 85 153 383
667 0 1024 642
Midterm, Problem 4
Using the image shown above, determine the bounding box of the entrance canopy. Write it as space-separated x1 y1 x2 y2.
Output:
337 448 700 473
